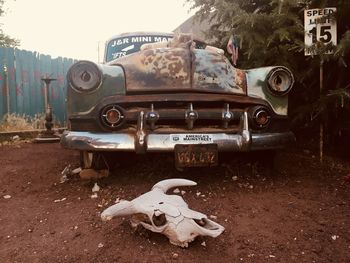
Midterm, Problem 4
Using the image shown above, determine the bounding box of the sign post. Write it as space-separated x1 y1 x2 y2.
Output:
304 7 337 163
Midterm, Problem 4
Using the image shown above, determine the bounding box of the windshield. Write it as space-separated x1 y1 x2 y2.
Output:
105 34 173 62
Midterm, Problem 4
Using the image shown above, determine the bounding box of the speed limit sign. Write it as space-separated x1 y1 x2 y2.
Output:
304 8 337 56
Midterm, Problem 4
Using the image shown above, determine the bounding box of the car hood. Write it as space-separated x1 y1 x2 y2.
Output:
110 47 247 95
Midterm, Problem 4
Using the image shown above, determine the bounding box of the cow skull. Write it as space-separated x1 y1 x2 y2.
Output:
101 179 225 247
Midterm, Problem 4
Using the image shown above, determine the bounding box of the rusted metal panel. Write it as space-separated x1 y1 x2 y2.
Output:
67 64 126 115
246 67 289 116
116 47 191 92
97 93 270 108
113 34 248 95
192 49 246 94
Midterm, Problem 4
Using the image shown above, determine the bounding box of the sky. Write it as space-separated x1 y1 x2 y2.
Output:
1 0 196 62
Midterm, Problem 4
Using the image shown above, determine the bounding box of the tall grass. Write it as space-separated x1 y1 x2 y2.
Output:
0 113 46 132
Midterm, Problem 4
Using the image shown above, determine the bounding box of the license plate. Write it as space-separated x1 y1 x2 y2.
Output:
174 144 218 168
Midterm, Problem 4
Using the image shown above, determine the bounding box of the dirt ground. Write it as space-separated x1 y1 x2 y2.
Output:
0 141 349 263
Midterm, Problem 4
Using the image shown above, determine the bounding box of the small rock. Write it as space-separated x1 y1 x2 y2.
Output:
269 255 276 258
249 185 254 189
54 197 66 203
91 193 98 199
61 165 71 176
3 195 11 199
181 190 186 195
173 188 180 194
115 197 120 203
72 167 82 174
28 229 33 233
232 176 238 181
201 241 206 247
172 253 179 259
331 235 339 240
60 175 68 184
12 135 20 141
92 183 100 193
196 191 201 197
209 215 217 220
97 242 104 248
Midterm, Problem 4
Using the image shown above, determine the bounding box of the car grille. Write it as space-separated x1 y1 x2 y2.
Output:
100 101 244 132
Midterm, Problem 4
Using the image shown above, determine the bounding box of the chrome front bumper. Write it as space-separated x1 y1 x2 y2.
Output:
61 112 295 153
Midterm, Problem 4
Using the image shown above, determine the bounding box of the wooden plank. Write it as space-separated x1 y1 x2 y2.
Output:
14 49 24 115
5 48 17 114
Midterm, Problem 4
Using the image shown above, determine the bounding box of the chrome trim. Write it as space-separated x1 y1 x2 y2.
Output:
185 103 198 130
222 103 233 129
135 111 146 153
62 110 294 153
61 130 294 153
241 112 251 151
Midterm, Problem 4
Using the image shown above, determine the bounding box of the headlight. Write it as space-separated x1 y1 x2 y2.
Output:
67 61 102 92
266 67 294 96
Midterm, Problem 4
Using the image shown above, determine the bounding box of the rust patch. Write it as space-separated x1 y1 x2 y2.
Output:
235 69 247 93
117 47 191 92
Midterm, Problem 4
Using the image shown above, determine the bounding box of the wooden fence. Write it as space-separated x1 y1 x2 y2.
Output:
0 47 75 124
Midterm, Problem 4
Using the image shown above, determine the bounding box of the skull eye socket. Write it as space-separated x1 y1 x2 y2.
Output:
194 218 220 230
152 213 167 227
133 213 152 225
194 218 206 227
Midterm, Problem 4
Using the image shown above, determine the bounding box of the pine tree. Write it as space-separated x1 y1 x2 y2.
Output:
0 0 19 47
188 0 350 147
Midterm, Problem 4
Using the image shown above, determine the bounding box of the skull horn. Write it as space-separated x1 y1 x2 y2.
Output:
101 200 136 221
152 179 197 193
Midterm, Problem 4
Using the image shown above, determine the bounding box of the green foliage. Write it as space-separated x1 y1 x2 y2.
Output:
0 0 19 47
188 0 350 133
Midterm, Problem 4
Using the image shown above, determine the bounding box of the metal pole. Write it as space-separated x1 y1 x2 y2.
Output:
34 76 60 143
3 65 10 115
44 78 48 110
320 58 324 163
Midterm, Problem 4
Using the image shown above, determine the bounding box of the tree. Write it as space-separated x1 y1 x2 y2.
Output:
0 0 19 47
187 0 350 149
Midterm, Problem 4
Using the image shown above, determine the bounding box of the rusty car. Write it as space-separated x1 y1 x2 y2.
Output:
60 32 295 169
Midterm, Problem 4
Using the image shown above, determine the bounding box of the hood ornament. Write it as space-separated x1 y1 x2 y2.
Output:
101 179 225 247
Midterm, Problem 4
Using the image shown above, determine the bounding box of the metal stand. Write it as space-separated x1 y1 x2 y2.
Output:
34 76 60 143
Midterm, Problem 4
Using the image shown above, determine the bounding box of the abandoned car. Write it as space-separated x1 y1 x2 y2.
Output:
61 32 295 169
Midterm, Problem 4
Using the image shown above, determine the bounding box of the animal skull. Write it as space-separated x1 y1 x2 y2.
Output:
101 179 225 247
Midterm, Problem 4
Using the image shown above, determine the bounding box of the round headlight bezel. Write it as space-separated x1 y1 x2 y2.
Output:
266 67 294 96
250 106 271 129
67 60 102 93
100 104 125 128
